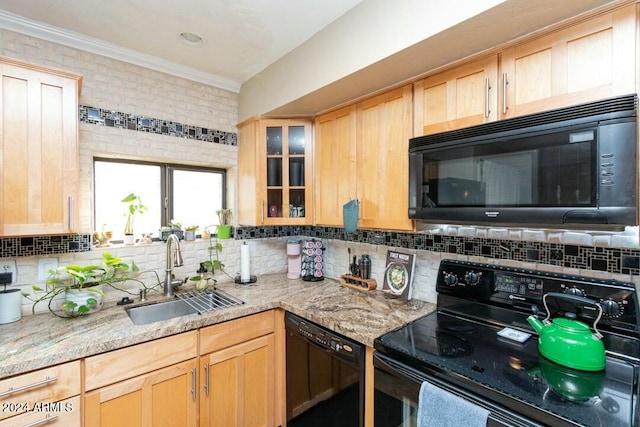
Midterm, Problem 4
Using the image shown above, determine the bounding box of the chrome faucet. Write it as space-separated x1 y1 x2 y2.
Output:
164 234 184 297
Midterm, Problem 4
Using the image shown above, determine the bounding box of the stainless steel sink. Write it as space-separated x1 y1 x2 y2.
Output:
126 289 244 325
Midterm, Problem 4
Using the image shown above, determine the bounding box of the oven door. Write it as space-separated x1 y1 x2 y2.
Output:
373 352 542 427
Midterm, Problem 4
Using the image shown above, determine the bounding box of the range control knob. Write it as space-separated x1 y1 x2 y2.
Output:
464 271 481 286
601 299 622 318
443 273 458 287
564 287 585 297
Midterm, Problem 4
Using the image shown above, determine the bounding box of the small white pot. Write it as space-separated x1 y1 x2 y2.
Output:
123 234 136 245
0 289 22 324
64 285 104 315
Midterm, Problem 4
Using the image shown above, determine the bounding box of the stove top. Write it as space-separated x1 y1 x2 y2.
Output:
374 259 640 427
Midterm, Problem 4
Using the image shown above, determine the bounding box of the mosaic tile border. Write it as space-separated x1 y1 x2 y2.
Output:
0 234 91 257
2 227 638 276
236 226 640 276
79 105 237 146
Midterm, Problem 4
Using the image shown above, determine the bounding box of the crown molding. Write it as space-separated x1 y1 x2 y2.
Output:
0 10 241 93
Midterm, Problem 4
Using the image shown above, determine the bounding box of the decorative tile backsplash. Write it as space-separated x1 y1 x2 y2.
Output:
79 105 237 146
2 226 638 276
237 226 640 276
0 235 91 257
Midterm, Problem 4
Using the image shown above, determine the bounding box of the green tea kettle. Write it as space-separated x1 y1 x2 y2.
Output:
527 292 605 371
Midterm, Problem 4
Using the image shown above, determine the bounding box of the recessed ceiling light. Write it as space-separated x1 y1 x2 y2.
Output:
179 32 205 47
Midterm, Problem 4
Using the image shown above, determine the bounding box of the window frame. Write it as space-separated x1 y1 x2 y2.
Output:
93 157 227 238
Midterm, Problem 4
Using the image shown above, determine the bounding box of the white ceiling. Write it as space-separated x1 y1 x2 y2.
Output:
0 0 363 92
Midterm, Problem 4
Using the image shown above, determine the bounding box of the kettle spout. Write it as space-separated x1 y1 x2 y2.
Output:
527 315 544 334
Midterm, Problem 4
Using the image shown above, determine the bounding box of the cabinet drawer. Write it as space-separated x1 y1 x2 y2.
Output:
0 396 80 427
85 331 198 391
0 361 80 421
200 310 275 354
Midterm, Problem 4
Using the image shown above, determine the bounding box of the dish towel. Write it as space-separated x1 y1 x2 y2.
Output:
417 381 489 427
343 199 359 233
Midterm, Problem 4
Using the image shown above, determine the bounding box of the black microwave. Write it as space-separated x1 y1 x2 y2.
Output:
409 94 638 229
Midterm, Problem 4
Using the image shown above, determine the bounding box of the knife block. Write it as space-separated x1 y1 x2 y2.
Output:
340 274 377 292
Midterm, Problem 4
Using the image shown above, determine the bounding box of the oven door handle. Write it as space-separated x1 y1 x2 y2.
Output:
374 351 427 386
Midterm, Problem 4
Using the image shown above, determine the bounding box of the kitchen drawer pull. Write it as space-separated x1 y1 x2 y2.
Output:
204 363 209 396
484 77 491 118
68 196 73 231
191 368 197 401
0 376 57 398
22 414 59 427
502 72 508 115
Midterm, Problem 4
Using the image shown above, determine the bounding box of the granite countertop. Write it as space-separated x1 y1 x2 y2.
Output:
0 274 435 379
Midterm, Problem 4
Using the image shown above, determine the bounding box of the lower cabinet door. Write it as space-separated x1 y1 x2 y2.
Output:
200 334 275 427
84 359 197 427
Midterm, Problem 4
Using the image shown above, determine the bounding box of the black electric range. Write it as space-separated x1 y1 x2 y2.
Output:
374 259 640 427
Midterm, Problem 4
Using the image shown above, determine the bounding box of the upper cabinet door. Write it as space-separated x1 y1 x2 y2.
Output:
0 57 82 236
500 4 636 119
237 118 313 226
314 105 357 227
356 85 413 231
414 56 499 136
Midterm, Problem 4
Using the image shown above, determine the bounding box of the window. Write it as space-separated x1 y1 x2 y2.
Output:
94 159 226 241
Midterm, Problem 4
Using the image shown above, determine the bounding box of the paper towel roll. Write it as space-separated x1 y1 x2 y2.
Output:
240 242 251 282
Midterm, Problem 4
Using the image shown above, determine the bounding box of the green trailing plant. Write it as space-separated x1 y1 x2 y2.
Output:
23 252 162 318
122 193 147 235
189 232 233 290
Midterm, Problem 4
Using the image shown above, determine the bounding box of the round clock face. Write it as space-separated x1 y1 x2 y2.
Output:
386 263 408 294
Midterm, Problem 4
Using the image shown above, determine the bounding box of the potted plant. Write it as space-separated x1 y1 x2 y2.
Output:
189 233 233 291
184 225 199 241
0 283 22 324
23 253 148 317
122 193 147 244
216 209 232 239
161 220 184 241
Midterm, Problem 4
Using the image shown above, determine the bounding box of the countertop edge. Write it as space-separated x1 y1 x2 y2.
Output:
0 275 435 379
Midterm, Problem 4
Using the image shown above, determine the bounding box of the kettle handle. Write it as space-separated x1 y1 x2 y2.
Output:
542 292 603 338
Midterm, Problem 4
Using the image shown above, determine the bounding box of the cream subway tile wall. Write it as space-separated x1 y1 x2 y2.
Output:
0 28 239 234
317 239 638 305
0 28 243 315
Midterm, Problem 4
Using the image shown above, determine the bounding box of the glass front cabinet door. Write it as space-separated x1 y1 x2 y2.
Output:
238 118 313 226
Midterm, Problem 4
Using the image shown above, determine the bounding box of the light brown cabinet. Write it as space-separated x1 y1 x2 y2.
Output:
413 55 499 136
314 85 413 231
238 118 313 226
199 310 281 427
314 105 357 227
84 331 198 427
0 361 81 426
0 56 82 236
356 85 413 231
500 4 636 119
414 4 636 135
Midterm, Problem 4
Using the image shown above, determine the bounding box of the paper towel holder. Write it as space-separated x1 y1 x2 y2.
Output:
235 241 257 284
234 275 257 284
